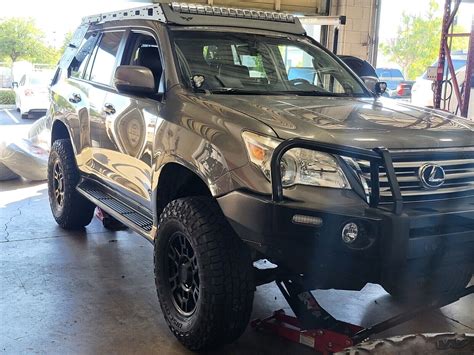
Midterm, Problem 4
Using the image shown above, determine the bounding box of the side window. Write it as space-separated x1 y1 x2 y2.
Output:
233 44 267 79
279 45 347 93
70 33 99 79
89 32 123 86
203 45 218 62
123 32 162 92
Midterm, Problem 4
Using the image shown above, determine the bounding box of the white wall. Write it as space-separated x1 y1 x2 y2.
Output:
328 0 378 61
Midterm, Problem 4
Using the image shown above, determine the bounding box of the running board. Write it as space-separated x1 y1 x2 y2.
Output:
77 179 153 238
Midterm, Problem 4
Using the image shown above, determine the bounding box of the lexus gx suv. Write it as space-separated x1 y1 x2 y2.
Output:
47 3 474 351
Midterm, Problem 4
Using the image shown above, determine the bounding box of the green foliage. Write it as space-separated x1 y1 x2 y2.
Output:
0 89 15 105
59 31 74 55
0 17 61 65
380 0 468 80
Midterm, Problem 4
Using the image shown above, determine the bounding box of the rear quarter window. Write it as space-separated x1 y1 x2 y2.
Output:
70 33 100 79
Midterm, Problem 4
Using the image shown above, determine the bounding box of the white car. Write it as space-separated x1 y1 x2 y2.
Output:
14 71 53 119
411 55 467 108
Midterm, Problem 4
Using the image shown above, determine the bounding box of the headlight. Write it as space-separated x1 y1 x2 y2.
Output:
242 131 350 189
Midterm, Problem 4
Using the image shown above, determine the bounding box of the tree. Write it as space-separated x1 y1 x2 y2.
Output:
380 0 468 80
0 17 60 65
59 31 74 54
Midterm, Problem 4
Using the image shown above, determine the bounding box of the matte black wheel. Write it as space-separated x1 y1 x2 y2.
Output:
166 231 200 317
48 139 95 229
52 160 65 208
154 197 255 351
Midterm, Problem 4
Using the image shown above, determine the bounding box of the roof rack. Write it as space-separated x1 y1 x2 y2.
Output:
79 2 304 35
82 4 166 25
81 2 298 26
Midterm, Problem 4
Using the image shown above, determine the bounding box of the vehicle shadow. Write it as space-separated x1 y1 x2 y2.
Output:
357 288 458 339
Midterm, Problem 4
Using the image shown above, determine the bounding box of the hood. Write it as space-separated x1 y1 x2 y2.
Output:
201 95 474 149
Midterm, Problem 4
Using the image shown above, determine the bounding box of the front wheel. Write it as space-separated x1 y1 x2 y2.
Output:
154 197 255 351
48 139 95 229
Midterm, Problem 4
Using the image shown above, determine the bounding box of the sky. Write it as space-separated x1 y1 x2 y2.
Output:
1 0 473 62
1 0 145 47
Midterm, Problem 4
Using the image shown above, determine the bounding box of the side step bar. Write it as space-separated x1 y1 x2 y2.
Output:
77 179 153 238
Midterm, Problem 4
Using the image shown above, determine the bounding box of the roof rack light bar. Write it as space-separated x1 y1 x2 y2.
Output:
170 2 296 23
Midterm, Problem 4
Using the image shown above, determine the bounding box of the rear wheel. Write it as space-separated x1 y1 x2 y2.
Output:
48 139 95 229
154 196 255 351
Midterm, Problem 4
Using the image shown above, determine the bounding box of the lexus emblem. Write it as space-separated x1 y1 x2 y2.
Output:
418 164 446 189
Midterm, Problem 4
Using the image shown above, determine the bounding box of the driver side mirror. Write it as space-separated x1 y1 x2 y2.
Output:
114 65 155 95
374 81 387 96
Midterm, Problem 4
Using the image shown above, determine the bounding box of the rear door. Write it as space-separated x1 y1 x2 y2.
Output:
100 29 164 209
85 30 126 177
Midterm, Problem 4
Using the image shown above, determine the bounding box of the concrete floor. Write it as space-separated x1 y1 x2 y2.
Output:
1 179 473 355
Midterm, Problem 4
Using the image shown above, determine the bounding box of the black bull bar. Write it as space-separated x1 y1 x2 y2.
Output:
270 138 474 214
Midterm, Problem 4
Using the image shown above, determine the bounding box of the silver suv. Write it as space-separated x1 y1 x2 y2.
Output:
47 3 474 351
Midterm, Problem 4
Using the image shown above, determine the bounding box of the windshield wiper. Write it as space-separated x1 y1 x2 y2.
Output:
288 91 369 98
209 88 294 95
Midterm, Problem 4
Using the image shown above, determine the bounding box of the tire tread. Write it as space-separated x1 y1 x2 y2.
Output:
48 139 94 229
154 196 255 351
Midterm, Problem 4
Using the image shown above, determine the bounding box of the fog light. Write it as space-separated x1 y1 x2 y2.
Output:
342 222 358 244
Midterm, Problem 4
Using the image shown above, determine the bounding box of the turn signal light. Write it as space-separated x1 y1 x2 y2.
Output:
292 214 323 226
248 142 266 161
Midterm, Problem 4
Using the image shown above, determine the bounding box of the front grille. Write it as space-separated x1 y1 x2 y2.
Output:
357 150 474 202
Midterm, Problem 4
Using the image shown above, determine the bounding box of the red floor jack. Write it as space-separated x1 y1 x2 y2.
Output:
251 280 474 354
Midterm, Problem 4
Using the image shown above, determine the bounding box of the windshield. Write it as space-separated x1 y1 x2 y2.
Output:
376 68 404 81
29 72 52 86
172 31 370 97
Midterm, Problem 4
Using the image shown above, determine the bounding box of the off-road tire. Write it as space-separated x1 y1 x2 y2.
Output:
154 197 255 351
384 264 472 303
338 333 474 354
48 139 94 229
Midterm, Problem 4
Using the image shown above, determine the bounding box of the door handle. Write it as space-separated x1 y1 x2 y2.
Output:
69 93 81 103
104 103 116 115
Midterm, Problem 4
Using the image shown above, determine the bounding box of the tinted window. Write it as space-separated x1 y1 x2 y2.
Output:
89 32 123 85
70 33 99 78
